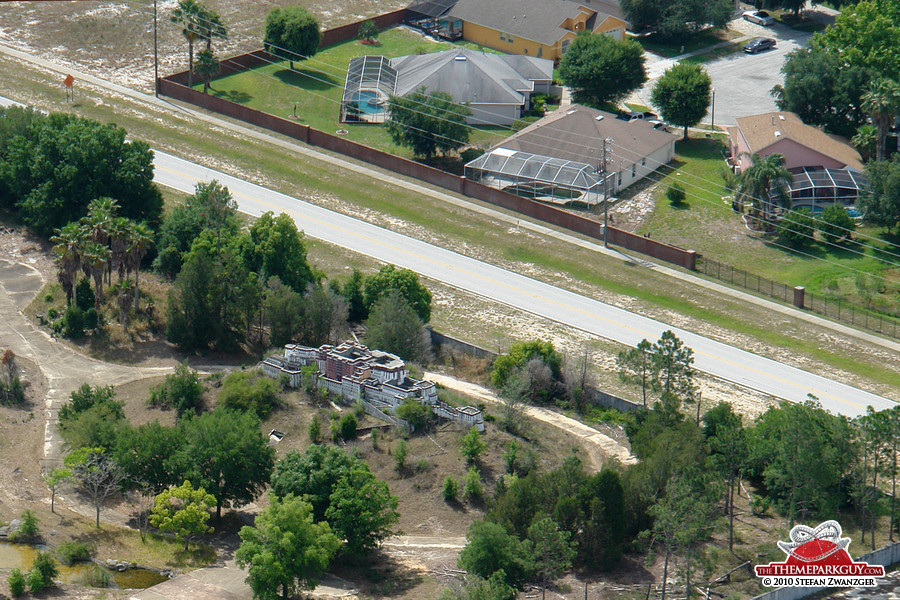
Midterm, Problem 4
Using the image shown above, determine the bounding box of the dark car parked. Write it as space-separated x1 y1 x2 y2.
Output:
743 37 776 54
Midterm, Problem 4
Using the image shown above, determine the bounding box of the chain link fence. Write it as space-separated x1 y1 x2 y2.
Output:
696 256 900 340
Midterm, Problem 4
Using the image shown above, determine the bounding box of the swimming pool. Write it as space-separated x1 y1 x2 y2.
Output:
348 90 385 115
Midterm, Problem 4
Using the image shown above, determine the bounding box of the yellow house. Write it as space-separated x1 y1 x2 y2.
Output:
446 0 629 61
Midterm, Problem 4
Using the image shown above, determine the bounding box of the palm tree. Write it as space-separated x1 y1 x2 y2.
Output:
735 153 792 227
861 79 900 162
82 197 119 284
81 242 110 315
170 0 205 87
193 48 219 94
197 6 227 52
50 222 86 305
117 280 135 333
127 223 154 313
108 217 132 283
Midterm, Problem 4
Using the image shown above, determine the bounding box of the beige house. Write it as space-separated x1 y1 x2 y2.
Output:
727 112 864 173
446 0 628 61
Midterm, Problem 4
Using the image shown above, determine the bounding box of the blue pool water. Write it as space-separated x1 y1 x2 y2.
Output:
350 90 385 115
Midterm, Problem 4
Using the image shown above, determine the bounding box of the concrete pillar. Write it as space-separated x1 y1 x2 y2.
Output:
793 286 805 309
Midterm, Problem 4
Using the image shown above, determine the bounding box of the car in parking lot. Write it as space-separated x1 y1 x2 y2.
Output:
743 10 775 26
744 37 777 54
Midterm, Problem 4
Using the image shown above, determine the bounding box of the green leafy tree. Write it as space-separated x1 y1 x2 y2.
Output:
26 551 57 594
387 87 472 158
263 6 321 70
621 0 732 41
363 264 432 322
236 494 340 600
14 509 39 540
704 403 748 552
150 480 216 550
464 466 483 500
559 34 647 106
650 330 696 403
819 204 856 245
651 63 711 140
269 445 363 521
394 398 429 431
43 467 72 514
148 361 204 417
527 517 575 600
364 290 432 363
180 409 276 518
394 439 408 472
460 426 486 464
242 211 317 294
265 276 304 347
308 416 322 444
734 153 792 224
861 157 900 232
777 207 817 249
296 285 347 348
334 268 367 322
325 468 400 556
194 47 219 93
114 421 188 494
458 520 534 588
58 384 125 449
0 113 162 236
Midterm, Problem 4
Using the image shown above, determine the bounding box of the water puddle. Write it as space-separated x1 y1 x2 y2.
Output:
0 541 168 589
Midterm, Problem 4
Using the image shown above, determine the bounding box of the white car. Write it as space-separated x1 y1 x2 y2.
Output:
743 10 775 26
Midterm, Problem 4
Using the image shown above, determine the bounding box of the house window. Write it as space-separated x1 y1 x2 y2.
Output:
641 158 646 166
561 39 571 54
537 47 542 57
508 35 514 43
632 164 636 178
500 32 506 41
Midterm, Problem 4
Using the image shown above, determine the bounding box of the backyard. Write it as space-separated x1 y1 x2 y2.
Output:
199 27 528 160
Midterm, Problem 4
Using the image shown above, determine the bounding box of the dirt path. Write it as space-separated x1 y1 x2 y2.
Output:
425 372 636 467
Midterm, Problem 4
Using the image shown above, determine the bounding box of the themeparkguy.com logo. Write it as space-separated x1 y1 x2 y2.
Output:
755 520 885 588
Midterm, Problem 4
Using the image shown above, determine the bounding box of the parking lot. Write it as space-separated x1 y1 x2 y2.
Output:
636 13 827 128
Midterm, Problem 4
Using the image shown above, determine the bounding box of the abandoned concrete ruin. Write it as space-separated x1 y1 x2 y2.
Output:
261 341 485 432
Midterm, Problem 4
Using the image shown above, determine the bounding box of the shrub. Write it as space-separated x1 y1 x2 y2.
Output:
338 413 358 440
460 426 486 464
57 541 92 565
0 377 25 406
75 278 95 312
12 509 39 540
394 439 408 472
63 304 86 338
8 568 26 597
309 415 322 443
464 466 483 500
666 183 686 206
442 475 458 502
395 398 429 431
460 148 485 163
47 306 59 319
148 361 204 417
218 371 280 418
27 551 58 593
79 564 111 588
414 458 431 473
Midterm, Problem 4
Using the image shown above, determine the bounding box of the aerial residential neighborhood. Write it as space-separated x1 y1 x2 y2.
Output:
0 0 898 599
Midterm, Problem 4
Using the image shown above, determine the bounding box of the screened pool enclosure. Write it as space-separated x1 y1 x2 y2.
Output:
340 56 396 123
464 148 613 206
786 167 868 211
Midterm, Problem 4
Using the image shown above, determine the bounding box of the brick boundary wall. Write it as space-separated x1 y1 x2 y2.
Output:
158 13 698 272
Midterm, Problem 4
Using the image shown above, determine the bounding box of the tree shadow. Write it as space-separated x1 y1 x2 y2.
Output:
331 551 424 596
215 90 253 104
273 67 341 92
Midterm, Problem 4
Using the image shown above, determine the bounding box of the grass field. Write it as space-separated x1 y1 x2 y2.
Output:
200 27 515 158
636 27 743 58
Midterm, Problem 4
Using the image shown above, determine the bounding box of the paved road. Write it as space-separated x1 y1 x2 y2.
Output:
152 151 896 417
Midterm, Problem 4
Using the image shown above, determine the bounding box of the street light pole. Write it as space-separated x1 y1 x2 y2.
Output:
153 0 159 97
602 137 611 248
711 88 716 132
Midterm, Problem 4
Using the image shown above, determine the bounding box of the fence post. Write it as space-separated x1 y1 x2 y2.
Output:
793 286 805 309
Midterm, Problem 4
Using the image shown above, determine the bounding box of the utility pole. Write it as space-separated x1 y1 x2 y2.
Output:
711 88 716 132
602 137 612 248
153 0 159 97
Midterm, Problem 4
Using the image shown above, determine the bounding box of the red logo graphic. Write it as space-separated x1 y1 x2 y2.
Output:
755 521 884 587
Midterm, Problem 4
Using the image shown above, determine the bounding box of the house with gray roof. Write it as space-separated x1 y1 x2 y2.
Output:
341 48 553 125
465 105 676 205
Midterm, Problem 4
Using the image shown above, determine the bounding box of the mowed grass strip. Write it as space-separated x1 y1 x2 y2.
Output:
200 27 510 156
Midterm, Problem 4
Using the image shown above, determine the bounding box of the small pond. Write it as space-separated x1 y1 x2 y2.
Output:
0 541 169 589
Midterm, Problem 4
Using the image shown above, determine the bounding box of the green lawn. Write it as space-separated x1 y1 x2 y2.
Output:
642 137 900 315
679 42 745 64
636 27 742 58
201 28 511 158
